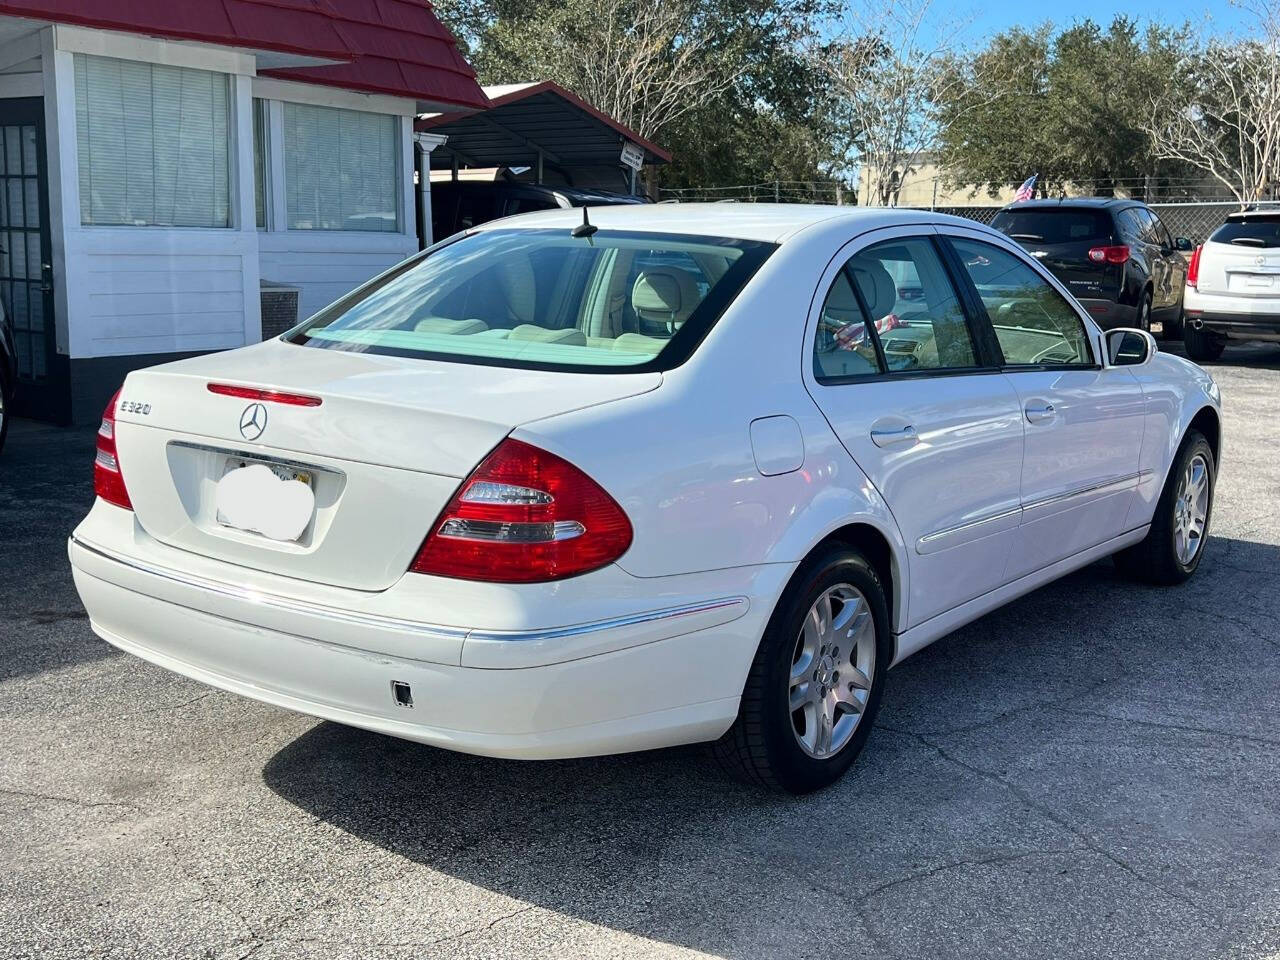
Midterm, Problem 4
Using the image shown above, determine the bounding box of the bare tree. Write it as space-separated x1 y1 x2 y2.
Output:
813 0 977 206
485 0 742 143
1146 0 1280 205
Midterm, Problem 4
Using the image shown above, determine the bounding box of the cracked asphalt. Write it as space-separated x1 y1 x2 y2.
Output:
2 341 1279 960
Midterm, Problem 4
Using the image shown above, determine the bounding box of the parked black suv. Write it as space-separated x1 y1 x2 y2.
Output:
430 181 645 240
991 198 1192 336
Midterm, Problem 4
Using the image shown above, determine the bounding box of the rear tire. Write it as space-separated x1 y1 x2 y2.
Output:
712 546 891 794
1184 324 1225 362
1136 291 1152 333
1114 430 1215 585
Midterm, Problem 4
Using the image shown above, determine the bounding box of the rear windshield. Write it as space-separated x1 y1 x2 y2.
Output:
990 209 1112 245
289 228 774 372
1209 218 1280 248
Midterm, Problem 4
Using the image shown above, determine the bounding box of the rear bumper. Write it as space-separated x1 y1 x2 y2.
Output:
68 506 789 759
1183 289 1280 339
1183 311 1280 339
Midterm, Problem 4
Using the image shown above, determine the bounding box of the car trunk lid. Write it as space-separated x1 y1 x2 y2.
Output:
110 340 660 591
1196 239 1280 298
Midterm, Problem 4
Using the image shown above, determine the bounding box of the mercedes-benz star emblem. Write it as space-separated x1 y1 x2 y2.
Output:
239 402 268 441
1256 255 1267 266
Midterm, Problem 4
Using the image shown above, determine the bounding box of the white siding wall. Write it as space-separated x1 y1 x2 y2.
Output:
67 232 256 356
50 29 261 359
258 232 416 321
45 29 420 359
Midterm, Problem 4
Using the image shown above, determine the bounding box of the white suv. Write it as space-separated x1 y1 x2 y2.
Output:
1183 208 1280 360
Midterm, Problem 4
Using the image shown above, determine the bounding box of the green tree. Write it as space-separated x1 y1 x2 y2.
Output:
937 17 1189 198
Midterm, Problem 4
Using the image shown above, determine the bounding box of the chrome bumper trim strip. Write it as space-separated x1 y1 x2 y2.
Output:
69 536 746 645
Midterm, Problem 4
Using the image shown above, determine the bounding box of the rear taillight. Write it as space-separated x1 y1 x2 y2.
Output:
93 389 132 510
410 438 632 583
1187 244 1203 289
1088 245 1131 264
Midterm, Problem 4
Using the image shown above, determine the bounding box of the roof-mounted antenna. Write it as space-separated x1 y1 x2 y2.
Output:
571 206 598 240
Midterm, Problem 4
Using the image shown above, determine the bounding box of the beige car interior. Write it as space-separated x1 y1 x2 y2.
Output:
410 245 729 355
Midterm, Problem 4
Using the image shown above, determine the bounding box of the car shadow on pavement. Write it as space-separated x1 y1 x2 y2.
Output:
262 534 1280 959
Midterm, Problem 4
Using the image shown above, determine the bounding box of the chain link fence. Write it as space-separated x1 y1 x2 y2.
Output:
658 183 1280 246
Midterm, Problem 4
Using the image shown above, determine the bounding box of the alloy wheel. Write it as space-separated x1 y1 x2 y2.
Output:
788 584 876 759
1174 453 1210 565
1138 297 1151 332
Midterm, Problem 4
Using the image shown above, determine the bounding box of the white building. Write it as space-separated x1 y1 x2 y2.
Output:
0 0 486 423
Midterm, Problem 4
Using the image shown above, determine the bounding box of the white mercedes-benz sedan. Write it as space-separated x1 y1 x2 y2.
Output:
69 205 1222 793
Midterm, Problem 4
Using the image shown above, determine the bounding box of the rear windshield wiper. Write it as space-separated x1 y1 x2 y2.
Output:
1009 233 1045 241
1229 237 1268 247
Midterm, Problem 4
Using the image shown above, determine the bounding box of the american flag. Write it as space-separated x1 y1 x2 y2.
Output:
1014 174 1038 203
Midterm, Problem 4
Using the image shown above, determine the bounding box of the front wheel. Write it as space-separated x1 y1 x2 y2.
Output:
713 546 891 793
1161 302 1184 340
1115 430 1215 585
1184 324 1225 362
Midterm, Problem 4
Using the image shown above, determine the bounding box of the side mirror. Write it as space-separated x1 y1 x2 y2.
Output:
1106 328 1157 366
1174 236 1193 252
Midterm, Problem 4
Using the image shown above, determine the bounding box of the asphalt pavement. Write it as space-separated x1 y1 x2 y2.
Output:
2 341 1279 959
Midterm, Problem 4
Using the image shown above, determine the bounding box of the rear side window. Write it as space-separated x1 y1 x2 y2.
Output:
948 238 1093 367
991 209 1112 244
813 236 978 380
290 228 774 373
1209 218 1280 248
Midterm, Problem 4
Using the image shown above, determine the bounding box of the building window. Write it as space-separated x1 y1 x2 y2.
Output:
74 54 231 228
283 102 399 232
252 98 268 229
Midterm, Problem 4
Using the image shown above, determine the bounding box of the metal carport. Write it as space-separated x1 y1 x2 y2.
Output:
416 81 671 196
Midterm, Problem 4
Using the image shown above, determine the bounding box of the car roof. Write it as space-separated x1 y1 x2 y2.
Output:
1000 197 1136 212
470 202 976 244
1226 207 1280 221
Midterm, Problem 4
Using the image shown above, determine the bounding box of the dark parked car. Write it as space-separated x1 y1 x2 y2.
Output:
0 304 15 454
430 181 645 240
991 198 1192 336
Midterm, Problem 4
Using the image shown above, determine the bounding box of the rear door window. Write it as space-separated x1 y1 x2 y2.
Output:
814 236 979 375
1209 219 1280 248
991 209 1111 245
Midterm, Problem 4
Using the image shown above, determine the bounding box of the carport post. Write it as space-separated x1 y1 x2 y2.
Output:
414 132 448 249
536 149 544 185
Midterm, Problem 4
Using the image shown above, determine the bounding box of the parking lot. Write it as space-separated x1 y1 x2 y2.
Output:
1 342 1278 960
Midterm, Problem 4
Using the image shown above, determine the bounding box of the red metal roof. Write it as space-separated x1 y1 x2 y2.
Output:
0 0 487 110
263 0 485 110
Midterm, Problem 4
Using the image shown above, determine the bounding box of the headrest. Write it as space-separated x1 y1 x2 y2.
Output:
496 254 537 325
507 324 586 346
414 317 487 336
613 332 666 354
844 257 897 320
632 268 701 327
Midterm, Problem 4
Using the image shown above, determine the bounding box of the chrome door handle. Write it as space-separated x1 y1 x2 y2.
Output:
1025 402 1056 423
870 424 918 447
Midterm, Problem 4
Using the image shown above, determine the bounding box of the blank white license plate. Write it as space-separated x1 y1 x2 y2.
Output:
216 457 316 542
